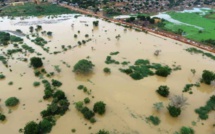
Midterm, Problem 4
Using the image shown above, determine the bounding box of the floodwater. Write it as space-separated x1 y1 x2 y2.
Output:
0 14 215 134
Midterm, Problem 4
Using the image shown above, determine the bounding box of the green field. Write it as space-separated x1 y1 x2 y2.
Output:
162 11 215 42
0 3 75 16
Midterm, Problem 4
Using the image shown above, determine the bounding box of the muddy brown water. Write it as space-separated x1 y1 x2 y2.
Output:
0 15 215 134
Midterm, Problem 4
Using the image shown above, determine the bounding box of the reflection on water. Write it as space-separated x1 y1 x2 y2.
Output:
0 14 215 134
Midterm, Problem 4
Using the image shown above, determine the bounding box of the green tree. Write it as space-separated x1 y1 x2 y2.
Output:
0 113 6 121
73 59 94 74
5 97 19 106
93 101 106 115
24 121 39 134
155 66 171 77
202 70 215 85
167 105 181 117
156 85 169 97
97 129 109 134
30 57 43 68
180 126 195 134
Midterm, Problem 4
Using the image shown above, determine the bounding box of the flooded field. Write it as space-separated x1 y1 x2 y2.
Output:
0 14 215 134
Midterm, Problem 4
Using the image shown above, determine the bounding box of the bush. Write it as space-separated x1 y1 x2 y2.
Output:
75 101 84 111
147 115 160 125
0 74 5 79
30 57 43 68
97 129 109 134
180 126 195 134
33 81 40 87
201 70 215 85
51 79 62 87
77 85 84 90
167 105 181 117
53 90 66 100
155 66 171 77
5 97 19 106
0 113 6 121
24 121 39 134
81 107 95 120
84 97 90 104
156 85 169 97
103 67 111 73
93 101 106 115
73 59 94 74
39 118 55 133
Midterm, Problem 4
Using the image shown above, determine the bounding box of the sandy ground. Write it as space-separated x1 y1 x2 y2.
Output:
0 15 215 134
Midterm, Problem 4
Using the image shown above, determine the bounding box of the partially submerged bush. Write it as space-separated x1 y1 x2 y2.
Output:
93 101 106 115
167 105 181 117
155 66 172 77
201 70 215 85
156 85 169 97
103 67 111 73
5 97 19 107
96 129 109 134
180 126 195 134
147 115 161 125
0 74 5 79
24 121 39 134
0 113 6 121
33 81 40 87
84 97 90 104
30 57 43 68
73 59 94 74
51 79 62 87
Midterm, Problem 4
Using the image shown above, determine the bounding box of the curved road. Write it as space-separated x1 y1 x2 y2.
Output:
61 4 215 53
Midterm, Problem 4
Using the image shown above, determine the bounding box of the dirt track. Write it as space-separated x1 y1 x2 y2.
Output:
61 4 215 53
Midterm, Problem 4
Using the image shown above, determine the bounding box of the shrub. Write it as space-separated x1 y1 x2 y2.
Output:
33 81 40 87
75 101 84 111
97 129 109 134
73 59 94 74
39 118 55 133
30 57 43 68
90 118 96 123
103 67 111 73
81 107 95 120
77 85 84 90
147 115 160 125
24 121 39 134
51 79 62 87
180 126 195 134
53 90 66 100
74 34 77 38
0 74 5 79
93 101 106 115
155 66 171 77
156 85 169 97
5 97 19 106
93 21 99 26
201 70 215 85
167 105 181 117
0 113 6 121
8 81 13 85
84 97 90 104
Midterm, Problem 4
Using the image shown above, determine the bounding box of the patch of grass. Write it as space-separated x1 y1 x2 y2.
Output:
185 47 215 61
0 3 75 17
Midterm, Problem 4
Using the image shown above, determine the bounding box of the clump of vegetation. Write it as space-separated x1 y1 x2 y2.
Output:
84 97 90 104
195 95 215 120
22 44 35 53
93 21 99 26
0 74 5 79
32 37 47 46
147 115 161 125
96 129 109 134
155 66 172 77
103 67 111 73
153 102 164 111
183 83 200 94
201 70 215 85
186 47 215 61
30 57 43 68
77 85 84 90
75 101 95 121
156 85 169 97
110 51 119 55
93 101 106 115
0 113 6 121
167 105 181 117
105 56 120 64
33 81 40 87
120 59 172 80
73 59 94 74
24 121 39 134
179 126 195 134
5 97 19 107
51 79 62 87
8 81 13 85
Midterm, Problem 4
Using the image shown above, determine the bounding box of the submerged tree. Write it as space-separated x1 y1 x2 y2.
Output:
30 57 43 68
73 59 94 74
